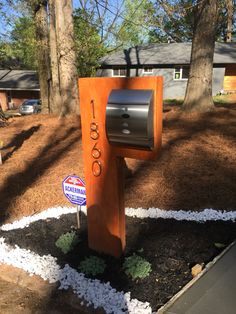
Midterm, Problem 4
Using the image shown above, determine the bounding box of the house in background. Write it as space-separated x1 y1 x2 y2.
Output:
98 42 236 99
0 70 40 111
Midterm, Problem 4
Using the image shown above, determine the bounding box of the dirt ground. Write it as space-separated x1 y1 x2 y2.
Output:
0 101 236 313
0 275 102 314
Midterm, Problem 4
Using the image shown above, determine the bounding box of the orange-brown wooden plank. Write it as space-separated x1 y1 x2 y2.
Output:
79 77 163 257
224 76 236 90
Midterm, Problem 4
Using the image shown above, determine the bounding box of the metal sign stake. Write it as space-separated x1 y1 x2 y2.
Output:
77 205 81 229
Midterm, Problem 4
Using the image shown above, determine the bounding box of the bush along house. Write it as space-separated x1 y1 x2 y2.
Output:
0 70 40 111
97 42 236 99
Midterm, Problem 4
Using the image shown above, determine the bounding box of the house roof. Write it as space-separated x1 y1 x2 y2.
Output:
0 70 39 90
0 70 12 80
100 42 236 67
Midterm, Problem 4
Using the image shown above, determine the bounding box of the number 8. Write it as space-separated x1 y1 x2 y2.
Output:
90 122 99 140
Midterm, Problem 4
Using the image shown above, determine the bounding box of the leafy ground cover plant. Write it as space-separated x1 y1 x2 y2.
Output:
78 256 106 276
55 230 79 254
123 253 152 280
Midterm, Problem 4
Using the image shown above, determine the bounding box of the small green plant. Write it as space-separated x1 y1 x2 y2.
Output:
79 256 106 276
214 242 226 249
55 231 79 254
123 254 152 280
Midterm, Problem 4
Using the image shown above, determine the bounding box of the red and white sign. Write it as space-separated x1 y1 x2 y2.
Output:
62 175 86 206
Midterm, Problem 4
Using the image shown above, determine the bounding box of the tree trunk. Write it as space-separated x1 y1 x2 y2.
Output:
0 106 7 123
182 0 218 112
54 0 79 116
225 0 233 42
34 1 51 114
48 0 62 114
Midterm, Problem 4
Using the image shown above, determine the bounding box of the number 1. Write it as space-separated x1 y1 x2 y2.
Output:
91 100 95 119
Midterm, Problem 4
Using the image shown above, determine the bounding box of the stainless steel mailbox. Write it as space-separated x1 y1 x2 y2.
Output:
106 89 154 149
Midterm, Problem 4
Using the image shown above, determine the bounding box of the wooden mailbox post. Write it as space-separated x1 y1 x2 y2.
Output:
79 77 163 257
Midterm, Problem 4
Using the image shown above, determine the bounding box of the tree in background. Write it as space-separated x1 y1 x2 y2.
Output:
0 42 21 68
182 0 219 112
224 0 234 42
0 16 36 69
25 0 79 115
74 8 107 77
0 0 235 115
31 1 51 113
10 17 37 69
115 0 155 48
150 0 195 42
150 0 235 43
0 0 79 115
53 0 79 116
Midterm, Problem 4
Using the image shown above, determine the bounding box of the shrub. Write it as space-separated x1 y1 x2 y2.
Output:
55 231 79 254
79 256 106 276
123 254 151 280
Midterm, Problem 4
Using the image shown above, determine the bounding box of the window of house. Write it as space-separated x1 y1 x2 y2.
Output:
174 66 189 80
143 67 153 74
112 68 127 77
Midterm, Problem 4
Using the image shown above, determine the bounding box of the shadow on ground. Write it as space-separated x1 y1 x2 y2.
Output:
125 103 236 211
0 117 81 224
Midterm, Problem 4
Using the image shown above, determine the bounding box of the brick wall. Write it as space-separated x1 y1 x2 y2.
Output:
11 90 40 108
0 90 40 110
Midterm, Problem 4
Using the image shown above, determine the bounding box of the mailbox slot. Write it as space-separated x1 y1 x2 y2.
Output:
106 89 154 149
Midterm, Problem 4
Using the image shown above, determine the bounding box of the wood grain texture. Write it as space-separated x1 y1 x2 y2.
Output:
79 77 163 257
224 65 236 91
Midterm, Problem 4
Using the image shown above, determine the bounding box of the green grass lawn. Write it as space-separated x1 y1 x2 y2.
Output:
164 94 236 106
213 94 236 104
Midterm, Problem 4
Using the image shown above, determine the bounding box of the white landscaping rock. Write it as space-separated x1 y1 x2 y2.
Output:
0 205 235 313
125 207 236 222
0 206 86 231
0 206 236 231
0 238 152 313
1 206 236 232
0 237 61 283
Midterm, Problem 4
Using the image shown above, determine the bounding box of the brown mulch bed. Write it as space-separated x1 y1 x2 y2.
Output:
1 213 236 311
0 114 83 222
0 103 236 312
0 103 235 222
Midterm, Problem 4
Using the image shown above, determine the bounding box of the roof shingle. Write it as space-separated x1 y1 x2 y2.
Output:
101 42 236 66
0 70 39 90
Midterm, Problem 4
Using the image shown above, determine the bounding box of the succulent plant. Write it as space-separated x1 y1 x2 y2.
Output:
79 256 106 276
123 253 151 280
55 231 79 254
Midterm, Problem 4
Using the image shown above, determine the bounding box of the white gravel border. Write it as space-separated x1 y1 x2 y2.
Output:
0 237 151 314
0 206 85 231
125 207 236 222
1 206 236 231
0 206 235 313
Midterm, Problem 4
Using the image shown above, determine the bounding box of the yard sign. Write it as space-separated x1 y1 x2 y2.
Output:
62 175 86 206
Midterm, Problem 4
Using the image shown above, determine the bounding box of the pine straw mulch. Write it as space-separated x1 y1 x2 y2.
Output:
0 102 236 313
0 103 236 224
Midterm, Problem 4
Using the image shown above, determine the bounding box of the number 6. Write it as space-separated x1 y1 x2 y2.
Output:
91 142 101 159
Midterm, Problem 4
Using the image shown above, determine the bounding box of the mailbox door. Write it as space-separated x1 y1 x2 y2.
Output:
106 89 154 149
106 104 151 148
